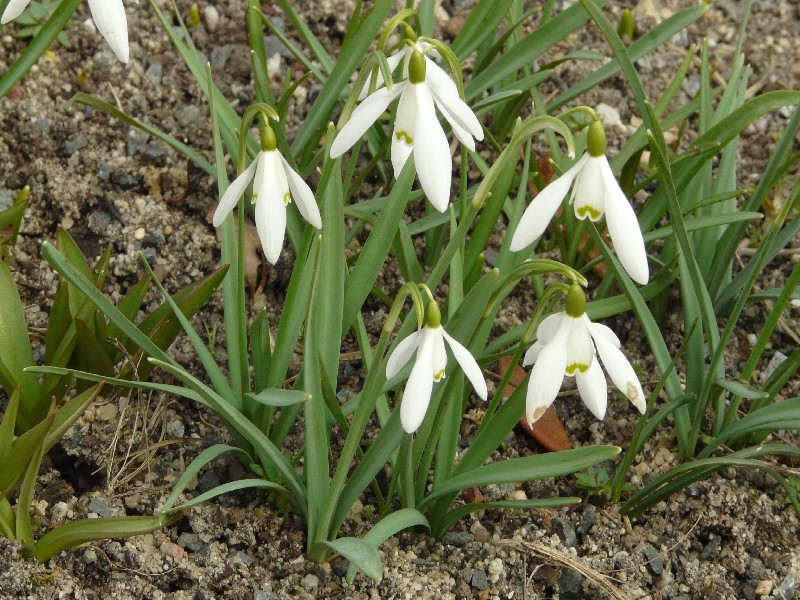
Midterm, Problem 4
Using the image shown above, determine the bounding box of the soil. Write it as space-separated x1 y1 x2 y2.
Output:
1 0 799 599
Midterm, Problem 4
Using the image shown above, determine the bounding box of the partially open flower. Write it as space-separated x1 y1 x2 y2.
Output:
2 0 137 63
212 125 322 265
523 284 646 426
510 119 649 285
331 49 483 212
386 302 487 433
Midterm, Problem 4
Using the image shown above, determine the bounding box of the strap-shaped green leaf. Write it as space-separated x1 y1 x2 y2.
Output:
312 538 382 581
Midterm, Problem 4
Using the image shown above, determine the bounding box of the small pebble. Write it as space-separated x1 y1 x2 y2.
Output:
473 525 491 544
300 574 319 593
552 517 577 548
204 5 220 31
558 568 585 600
134 227 146 241
471 569 488 590
160 542 185 560
508 490 527 501
61 216 74 230
441 531 474 547
755 579 773 595
777 574 796 599
643 545 664 576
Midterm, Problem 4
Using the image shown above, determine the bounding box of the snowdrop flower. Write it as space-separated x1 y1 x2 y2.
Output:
331 50 483 212
212 125 322 265
386 302 487 433
523 283 645 426
510 119 649 285
2 0 137 63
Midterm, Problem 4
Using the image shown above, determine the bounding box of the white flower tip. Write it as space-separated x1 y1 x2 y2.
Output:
211 209 227 228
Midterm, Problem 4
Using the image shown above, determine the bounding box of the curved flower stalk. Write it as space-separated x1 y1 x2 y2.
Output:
510 118 649 285
331 49 483 212
212 124 322 264
2 0 137 63
524 283 645 426
386 301 487 433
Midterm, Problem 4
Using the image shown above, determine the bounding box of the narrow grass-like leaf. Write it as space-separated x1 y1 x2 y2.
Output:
435 498 578 538
312 538 383 581
170 479 290 512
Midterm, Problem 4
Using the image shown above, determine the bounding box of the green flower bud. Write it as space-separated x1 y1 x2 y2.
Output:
409 50 426 84
565 282 587 318
618 9 635 41
425 300 441 328
587 118 606 158
261 124 277 152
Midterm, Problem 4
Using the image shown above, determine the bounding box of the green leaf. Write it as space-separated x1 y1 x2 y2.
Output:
33 513 183 563
451 0 513 59
246 389 310 408
169 479 290 513
43 383 104 454
106 274 151 348
713 379 768 401
346 509 430 583
0 411 52 498
0 386 21 464
702 398 800 456
423 446 620 505
312 538 383 581
436 498 578 538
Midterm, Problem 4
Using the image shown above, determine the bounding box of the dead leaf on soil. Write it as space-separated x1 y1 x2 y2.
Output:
497 356 571 452
206 202 266 292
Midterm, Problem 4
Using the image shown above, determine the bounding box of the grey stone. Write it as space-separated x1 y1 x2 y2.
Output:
777 574 796 599
175 105 204 129
98 162 111 181
34 117 50 134
145 62 163 86
177 532 210 555
0 190 14 211
671 28 689 48
264 35 293 60
577 505 596 536
442 531 474 546
143 229 166 248
127 129 148 156
167 420 184 438
114 171 139 190
141 247 157 264
144 142 170 160
65 135 88 155
332 559 348 578
210 45 233 69
300 574 319 593
471 570 488 590
236 550 255 566
642 545 664 575
557 568 585 600
747 558 767 581
552 517 577 547
90 211 112 230
197 467 222 494
93 48 116 68
766 351 788 378
88 498 112 518
682 74 701 98
700 536 721 560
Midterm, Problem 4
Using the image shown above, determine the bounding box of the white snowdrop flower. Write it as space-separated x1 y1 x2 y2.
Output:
212 126 322 265
2 0 137 63
510 119 649 285
523 284 646 426
331 49 483 212
386 302 487 433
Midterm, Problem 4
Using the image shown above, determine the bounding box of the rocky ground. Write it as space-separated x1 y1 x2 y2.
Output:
0 0 799 598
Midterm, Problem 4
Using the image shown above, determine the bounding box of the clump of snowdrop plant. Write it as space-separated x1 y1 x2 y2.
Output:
41 2 800 581
2 0 136 62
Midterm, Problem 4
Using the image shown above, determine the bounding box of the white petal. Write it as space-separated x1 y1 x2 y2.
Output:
571 156 605 221
564 315 594 376
575 359 608 420
523 341 542 367
413 83 452 212
426 61 483 141
88 0 130 63
537 313 564 345
432 328 448 382
400 329 436 433
357 52 404 100
586 317 620 348
330 82 407 158
212 158 258 227
253 151 288 265
386 330 422 379
279 154 322 229
433 96 475 151
525 321 569 425
442 330 487 400
391 83 417 177
593 333 646 414
1 0 32 23
509 154 588 252
600 158 649 285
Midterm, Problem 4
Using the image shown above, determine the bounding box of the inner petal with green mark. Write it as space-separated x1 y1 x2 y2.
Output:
395 130 413 144
566 362 590 375
283 191 291 206
434 369 446 382
575 205 602 220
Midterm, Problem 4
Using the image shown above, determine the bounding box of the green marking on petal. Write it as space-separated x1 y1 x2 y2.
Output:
395 130 413 144
251 193 258 204
575 205 602 221
566 362 590 375
434 370 446 382
283 192 291 206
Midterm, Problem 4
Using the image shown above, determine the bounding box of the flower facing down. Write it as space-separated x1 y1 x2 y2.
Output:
510 119 649 285
523 284 645 426
2 0 137 63
212 126 322 265
386 302 487 433
331 50 483 212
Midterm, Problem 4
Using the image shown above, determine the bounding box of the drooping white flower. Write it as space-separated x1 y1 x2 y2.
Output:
212 126 322 265
331 49 483 212
2 0 137 63
510 119 649 285
386 303 487 433
523 284 646 426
